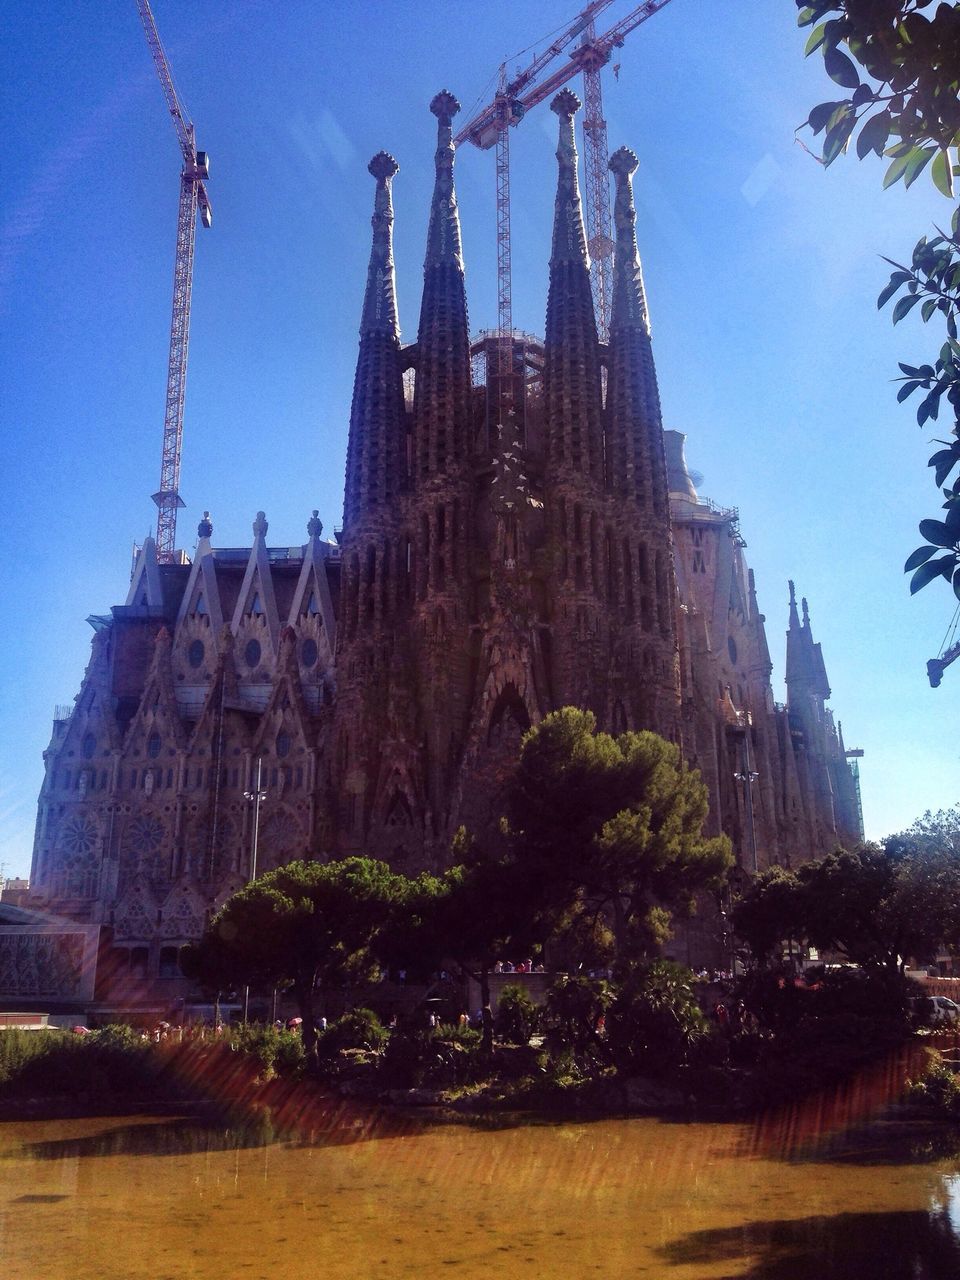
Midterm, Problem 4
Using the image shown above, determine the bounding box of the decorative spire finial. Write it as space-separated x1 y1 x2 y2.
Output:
253 511 268 539
307 509 323 539
198 511 213 540
609 145 638 179
551 88 581 118
430 90 460 125
368 151 399 183
802 596 810 627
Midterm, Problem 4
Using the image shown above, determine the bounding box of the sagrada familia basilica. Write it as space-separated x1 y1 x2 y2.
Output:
6 90 862 1012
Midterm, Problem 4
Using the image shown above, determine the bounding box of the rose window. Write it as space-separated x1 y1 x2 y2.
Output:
56 814 98 857
127 813 165 855
259 809 301 868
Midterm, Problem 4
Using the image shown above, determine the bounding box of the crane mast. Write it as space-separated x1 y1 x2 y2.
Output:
456 0 673 375
136 0 211 564
580 18 613 342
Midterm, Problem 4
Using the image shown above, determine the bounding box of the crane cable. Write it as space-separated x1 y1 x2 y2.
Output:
937 599 960 659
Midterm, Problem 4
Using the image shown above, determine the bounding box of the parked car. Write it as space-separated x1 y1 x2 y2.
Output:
911 995 960 1029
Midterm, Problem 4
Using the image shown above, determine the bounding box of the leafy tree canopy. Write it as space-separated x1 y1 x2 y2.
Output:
731 865 809 963
733 816 960 972
507 708 732 964
184 857 408 1066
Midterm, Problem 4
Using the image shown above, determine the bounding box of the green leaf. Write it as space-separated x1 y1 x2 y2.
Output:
897 380 921 402
883 151 913 188
851 83 874 109
930 448 960 487
805 22 829 54
877 273 910 308
922 298 939 322
823 109 857 165
911 557 950 593
797 7 818 27
918 518 957 548
808 101 841 135
954 568 960 603
892 293 921 323
857 110 891 159
904 545 938 571
904 147 936 190
823 46 860 90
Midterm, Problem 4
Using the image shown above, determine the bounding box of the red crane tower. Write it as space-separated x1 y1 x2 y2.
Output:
136 0 212 564
455 0 673 382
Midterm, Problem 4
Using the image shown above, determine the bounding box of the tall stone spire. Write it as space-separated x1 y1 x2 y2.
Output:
361 151 400 336
605 146 667 514
343 152 405 530
543 89 603 481
786 582 831 700
413 91 471 479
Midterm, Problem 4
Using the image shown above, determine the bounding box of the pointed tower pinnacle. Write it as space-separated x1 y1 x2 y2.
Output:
360 152 400 336
343 152 406 530
609 146 651 334
605 146 667 512
788 580 800 630
786 582 831 700
424 91 464 270
550 89 590 266
543 89 603 480
413 91 472 479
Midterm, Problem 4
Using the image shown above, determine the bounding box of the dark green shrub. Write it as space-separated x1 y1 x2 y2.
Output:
380 1029 431 1088
436 1021 481 1049
0 1029 56 1087
496 984 540 1044
907 1060 960 1118
231 1024 283 1075
273 1029 305 1076
320 1008 387 1056
543 974 612 1059
606 961 708 1078
0 1026 161 1100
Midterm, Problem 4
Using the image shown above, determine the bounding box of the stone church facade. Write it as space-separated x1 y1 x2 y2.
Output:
22 91 861 1009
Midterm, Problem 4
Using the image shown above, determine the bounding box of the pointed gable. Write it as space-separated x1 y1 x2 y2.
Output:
175 513 224 634
120 628 186 760
288 511 337 652
125 535 164 609
231 511 281 657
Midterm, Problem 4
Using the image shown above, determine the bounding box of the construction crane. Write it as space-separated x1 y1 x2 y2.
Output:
455 0 674 397
136 0 212 564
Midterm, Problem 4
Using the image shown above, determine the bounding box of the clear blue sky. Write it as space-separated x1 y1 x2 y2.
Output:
1 0 956 880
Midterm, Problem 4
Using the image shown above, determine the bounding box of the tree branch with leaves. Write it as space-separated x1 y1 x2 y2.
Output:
797 0 960 615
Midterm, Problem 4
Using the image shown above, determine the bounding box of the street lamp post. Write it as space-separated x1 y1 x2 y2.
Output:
241 757 267 1024
734 731 760 877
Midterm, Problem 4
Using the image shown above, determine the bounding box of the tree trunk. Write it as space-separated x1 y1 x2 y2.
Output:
613 895 628 966
295 973 319 1074
480 967 494 1055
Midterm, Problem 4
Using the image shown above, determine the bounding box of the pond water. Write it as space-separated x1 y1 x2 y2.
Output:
2 1095 960 1280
